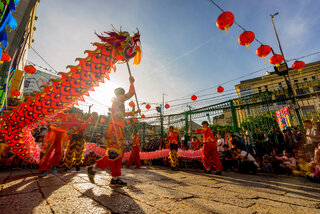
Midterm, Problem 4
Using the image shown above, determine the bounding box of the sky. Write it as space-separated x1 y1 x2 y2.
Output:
27 0 320 117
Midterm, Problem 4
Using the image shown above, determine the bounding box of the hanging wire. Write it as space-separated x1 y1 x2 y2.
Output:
30 47 59 74
206 0 264 45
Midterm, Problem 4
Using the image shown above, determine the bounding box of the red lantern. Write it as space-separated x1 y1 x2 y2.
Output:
141 114 146 119
100 118 105 123
145 104 151 110
216 11 234 33
165 104 170 109
129 101 135 107
238 31 255 49
256 45 271 62
217 86 224 93
133 118 137 122
269 54 284 67
1 53 11 62
292 61 305 71
89 116 95 122
126 120 130 124
191 95 197 102
11 90 20 97
24 65 37 74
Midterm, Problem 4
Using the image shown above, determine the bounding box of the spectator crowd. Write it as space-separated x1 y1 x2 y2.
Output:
0 119 319 183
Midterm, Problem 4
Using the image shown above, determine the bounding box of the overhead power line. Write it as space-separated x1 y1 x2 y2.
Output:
30 46 59 74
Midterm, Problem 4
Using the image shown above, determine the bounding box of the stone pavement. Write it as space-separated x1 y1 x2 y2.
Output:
0 166 320 214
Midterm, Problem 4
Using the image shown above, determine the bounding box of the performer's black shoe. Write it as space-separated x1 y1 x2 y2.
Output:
204 169 211 174
76 166 80 172
215 171 222 176
86 166 96 184
63 168 70 172
110 178 127 186
174 167 179 171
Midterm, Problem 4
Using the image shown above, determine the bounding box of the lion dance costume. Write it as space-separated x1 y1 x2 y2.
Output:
62 113 88 171
126 132 141 168
196 127 223 173
167 128 179 170
39 125 68 176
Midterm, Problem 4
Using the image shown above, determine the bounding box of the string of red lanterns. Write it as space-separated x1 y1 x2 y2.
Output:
215 9 305 71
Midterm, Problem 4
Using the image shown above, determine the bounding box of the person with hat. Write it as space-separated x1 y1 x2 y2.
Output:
193 121 222 175
87 76 140 186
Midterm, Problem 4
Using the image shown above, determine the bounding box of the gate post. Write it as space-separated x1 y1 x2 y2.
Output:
185 111 189 141
230 100 239 133
142 122 146 142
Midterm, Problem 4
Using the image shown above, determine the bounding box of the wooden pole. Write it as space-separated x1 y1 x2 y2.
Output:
126 61 141 115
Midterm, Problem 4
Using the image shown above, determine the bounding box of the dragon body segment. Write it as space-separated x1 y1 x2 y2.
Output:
0 31 141 163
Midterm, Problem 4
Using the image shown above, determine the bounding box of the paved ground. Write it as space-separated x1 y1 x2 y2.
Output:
0 166 320 214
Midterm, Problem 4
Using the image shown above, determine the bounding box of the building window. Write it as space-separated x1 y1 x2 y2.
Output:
275 94 286 105
294 80 298 83
296 87 310 96
303 78 307 81
301 105 316 116
314 86 320 92
264 85 268 91
312 76 316 80
258 87 261 93
24 80 30 88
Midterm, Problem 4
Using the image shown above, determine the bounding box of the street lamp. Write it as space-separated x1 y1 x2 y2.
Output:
270 13 303 128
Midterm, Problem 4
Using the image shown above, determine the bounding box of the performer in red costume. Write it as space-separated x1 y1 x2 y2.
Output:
126 129 141 168
193 121 223 175
39 124 69 177
87 76 140 186
166 126 179 171
62 112 89 172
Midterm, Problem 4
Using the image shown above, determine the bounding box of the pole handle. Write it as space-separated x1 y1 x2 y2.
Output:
126 62 141 116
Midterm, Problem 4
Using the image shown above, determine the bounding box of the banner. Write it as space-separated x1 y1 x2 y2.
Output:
275 107 292 131
0 69 15 112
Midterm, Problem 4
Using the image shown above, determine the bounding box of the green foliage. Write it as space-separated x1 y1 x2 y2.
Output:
240 112 278 133
209 124 233 135
302 111 320 121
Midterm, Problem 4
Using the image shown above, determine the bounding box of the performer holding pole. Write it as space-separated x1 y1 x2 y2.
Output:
87 76 140 186
193 121 223 175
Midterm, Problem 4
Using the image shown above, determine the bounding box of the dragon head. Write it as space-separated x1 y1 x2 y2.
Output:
96 30 141 65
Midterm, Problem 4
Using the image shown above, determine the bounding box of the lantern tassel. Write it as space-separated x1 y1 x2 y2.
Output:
245 43 250 50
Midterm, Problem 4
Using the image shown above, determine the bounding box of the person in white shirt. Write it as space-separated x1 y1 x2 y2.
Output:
217 134 224 152
235 147 258 173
